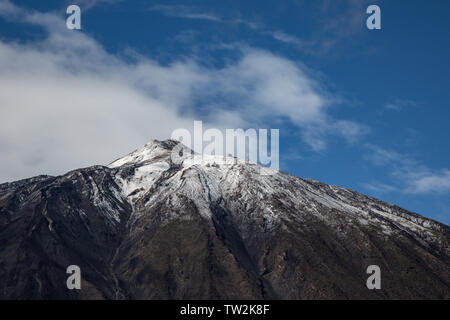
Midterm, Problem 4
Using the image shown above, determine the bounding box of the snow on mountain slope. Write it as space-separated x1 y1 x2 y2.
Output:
107 139 446 246
1 138 448 299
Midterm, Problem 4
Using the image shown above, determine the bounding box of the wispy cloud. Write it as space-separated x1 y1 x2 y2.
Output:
66 0 122 10
0 0 17 14
409 170 450 194
149 1 378 55
364 144 403 166
363 144 450 194
149 4 311 50
385 99 417 111
149 4 222 22
264 30 309 47
316 0 373 52
361 182 398 194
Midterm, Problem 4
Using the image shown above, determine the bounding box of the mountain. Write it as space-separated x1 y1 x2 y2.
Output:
0 139 448 299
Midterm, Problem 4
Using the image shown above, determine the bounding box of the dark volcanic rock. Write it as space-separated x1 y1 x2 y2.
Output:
0 140 449 299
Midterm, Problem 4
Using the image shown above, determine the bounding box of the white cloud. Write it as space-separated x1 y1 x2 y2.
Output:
66 0 123 10
150 1 380 56
149 5 222 22
333 120 369 144
361 183 398 194
364 144 403 166
406 170 450 194
384 99 416 111
0 0 18 15
262 30 313 49
363 144 450 194
0 0 364 182
149 4 313 50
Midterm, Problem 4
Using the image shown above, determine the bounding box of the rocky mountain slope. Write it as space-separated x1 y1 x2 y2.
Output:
0 139 448 299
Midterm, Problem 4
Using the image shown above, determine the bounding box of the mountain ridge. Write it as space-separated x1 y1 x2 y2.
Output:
0 139 448 299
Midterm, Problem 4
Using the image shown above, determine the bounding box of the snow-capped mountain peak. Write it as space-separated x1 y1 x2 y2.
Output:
108 139 181 168
107 140 447 243
1 139 448 299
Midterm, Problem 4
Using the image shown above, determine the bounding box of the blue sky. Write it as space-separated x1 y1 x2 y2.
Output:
0 0 449 224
